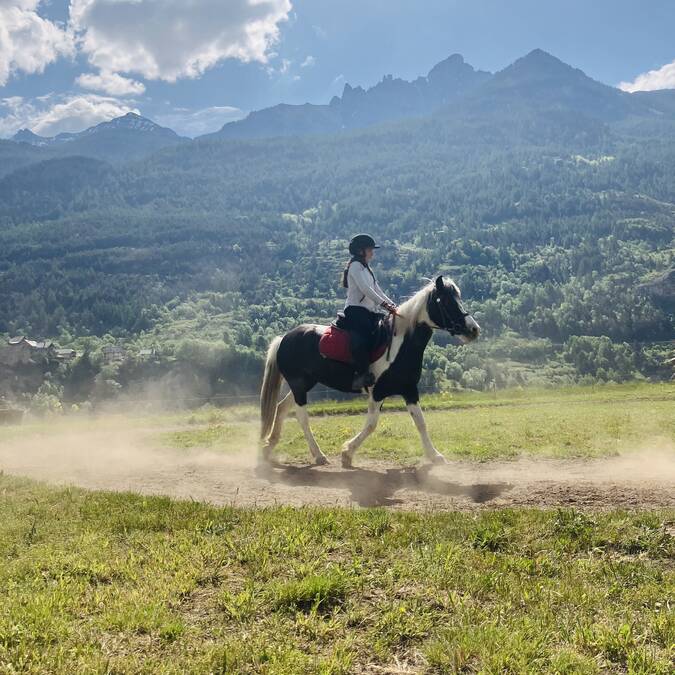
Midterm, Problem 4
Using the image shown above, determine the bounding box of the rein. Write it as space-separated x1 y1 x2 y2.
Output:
386 312 396 361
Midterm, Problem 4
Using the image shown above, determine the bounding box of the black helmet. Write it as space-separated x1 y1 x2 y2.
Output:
349 233 380 256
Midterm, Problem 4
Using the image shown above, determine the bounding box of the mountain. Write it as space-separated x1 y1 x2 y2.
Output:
634 89 675 115
205 49 675 143
11 129 53 146
0 156 113 223
10 113 187 164
456 49 651 122
202 53 490 140
0 139 47 178
0 49 673 393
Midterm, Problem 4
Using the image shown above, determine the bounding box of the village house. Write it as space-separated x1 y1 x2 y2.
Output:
55 348 77 362
0 337 56 366
102 345 126 364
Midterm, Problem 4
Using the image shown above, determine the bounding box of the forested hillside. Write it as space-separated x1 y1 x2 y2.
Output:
0 50 673 407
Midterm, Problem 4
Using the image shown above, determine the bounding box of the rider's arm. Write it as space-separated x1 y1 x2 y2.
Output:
349 264 395 307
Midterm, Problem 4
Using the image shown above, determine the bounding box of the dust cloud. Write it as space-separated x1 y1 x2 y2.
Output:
1 415 674 511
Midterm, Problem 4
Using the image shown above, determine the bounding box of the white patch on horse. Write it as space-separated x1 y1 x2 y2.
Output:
295 406 328 465
407 402 446 463
341 396 381 467
462 314 481 343
262 391 294 456
465 315 480 332
371 281 440 377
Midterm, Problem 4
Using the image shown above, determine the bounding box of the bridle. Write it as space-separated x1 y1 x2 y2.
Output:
429 291 469 336
383 290 469 362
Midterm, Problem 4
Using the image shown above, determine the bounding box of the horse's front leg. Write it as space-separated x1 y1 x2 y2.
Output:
406 398 447 464
341 396 382 468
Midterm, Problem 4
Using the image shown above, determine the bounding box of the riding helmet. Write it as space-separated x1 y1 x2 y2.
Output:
348 233 380 256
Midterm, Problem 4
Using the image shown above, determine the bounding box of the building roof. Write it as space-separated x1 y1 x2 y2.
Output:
25 340 53 350
8 337 53 349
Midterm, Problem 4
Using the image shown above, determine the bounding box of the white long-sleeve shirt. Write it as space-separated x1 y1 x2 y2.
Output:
344 261 394 313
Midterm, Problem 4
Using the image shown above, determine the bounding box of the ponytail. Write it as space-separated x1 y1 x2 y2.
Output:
342 255 361 288
342 253 374 288
342 261 350 288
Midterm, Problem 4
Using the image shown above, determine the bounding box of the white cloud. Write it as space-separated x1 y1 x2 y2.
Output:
0 93 137 137
76 70 146 96
619 60 675 92
301 55 315 68
312 24 327 39
35 95 138 135
265 56 292 77
154 105 244 137
1 95 25 111
69 0 292 82
0 0 74 86
0 1 296 138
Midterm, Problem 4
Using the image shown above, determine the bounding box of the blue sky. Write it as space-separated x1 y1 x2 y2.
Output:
1 0 674 138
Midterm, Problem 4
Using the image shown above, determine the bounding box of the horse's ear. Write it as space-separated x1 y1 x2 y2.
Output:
435 275 444 292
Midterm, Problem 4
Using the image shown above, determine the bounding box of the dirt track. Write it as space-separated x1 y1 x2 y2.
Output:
1 425 674 511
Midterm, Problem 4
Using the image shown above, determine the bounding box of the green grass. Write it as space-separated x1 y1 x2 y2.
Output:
3 383 673 465
157 383 675 462
306 381 675 416
0 476 673 673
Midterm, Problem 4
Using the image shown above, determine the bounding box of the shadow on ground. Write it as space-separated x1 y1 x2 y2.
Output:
255 462 512 507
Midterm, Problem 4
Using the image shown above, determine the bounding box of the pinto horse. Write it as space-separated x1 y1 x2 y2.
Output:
259 276 480 467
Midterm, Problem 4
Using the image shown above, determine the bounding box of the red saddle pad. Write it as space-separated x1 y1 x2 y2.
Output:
319 325 388 365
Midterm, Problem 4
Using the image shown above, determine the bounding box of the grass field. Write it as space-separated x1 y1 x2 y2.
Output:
1 475 673 674
1 383 674 673
3 383 673 466
159 382 675 463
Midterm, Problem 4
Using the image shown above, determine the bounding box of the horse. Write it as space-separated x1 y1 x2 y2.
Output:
259 275 480 468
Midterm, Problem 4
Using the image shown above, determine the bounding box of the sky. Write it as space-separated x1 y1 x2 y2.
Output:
1 0 674 138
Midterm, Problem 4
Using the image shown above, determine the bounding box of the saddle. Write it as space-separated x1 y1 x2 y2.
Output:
319 312 392 365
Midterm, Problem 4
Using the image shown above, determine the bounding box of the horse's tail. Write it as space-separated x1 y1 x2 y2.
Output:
260 336 283 441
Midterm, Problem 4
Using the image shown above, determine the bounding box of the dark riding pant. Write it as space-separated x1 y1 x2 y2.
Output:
343 306 381 375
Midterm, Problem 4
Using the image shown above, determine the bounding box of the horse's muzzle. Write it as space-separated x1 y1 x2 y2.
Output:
463 315 480 341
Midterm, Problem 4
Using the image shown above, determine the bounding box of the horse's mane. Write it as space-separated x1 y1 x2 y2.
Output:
398 278 460 332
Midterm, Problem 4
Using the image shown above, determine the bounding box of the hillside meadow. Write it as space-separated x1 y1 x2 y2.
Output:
0 383 673 672
1 475 673 674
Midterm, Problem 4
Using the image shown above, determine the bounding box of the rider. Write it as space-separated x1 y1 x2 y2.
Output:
342 234 398 390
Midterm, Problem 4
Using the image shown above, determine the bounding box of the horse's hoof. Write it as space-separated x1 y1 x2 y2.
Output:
256 453 275 474
341 452 353 469
315 454 330 466
428 453 448 465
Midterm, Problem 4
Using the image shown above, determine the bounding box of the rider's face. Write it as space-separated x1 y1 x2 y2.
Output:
364 247 375 262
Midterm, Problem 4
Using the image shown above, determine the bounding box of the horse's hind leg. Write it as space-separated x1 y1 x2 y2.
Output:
288 381 328 465
261 392 294 462
295 405 329 465
341 396 381 468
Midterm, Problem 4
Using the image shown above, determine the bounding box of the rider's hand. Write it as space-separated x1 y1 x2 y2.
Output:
382 301 398 314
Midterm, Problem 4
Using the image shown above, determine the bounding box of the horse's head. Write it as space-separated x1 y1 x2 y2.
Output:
427 275 480 343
